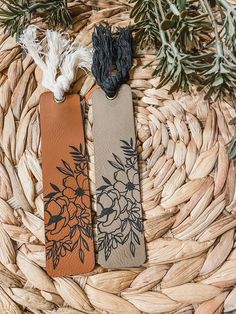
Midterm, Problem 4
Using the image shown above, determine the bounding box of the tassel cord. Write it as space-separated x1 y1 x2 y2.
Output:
20 25 92 101
92 24 133 98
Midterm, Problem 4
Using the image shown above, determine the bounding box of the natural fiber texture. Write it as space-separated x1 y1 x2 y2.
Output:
92 24 133 98
20 25 92 101
0 1 235 313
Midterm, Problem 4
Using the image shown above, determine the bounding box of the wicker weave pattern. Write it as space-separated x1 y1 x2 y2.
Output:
0 1 235 313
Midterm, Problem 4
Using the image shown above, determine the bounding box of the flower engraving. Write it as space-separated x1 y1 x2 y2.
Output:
97 138 144 261
114 168 140 201
45 145 93 269
62 175 90 207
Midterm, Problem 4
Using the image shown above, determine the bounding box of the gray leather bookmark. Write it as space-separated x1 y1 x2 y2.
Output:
92 84 146 268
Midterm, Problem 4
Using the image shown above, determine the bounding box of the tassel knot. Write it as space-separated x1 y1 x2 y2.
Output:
92 24 133 98
20 25 92 101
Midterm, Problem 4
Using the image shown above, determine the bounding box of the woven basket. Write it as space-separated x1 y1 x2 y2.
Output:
0 1 236 313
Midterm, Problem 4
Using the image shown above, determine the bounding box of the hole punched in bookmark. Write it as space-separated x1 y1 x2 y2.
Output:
106 92 117 100
54 95 66 103
20 25 95 277
92 24 146 268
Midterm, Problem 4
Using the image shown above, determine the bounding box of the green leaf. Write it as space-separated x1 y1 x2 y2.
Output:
161 19 175 31
229 118 236 125
212 76 224 86
0 0 71 37
177 0 186 11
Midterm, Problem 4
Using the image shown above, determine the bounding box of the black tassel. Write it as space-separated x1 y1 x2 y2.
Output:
92 24 133 98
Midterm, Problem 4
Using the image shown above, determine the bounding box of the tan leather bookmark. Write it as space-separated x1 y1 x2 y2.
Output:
40 92 95 277
92 84 146 268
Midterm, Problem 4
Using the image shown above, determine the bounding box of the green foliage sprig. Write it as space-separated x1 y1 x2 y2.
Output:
130 0 160 47
130 0 236 100
130 0 236 158
0 0 72 39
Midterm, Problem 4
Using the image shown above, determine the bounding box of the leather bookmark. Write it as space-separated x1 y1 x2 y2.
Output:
40 93 95 276
92 85 146 268
20 26 95 277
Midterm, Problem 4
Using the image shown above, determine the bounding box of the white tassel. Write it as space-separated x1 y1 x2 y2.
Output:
20 25 92 101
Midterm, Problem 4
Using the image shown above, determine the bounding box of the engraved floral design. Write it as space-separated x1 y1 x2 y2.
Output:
97 138 144 261
62 175 90 207
45 145 93 269
113 168 140 201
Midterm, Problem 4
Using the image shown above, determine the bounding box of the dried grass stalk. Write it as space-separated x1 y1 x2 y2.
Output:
54 278 93 312
0 224 16 272
87 271 138 294
85 284 140 314
195 291 229 314
5 287 54 310
200 229 234 275
0 286 21 314
16 252 56 293
201 259 236 287
122 291 181 313
224 287 236 312
162 283 222 303
161 256 205 288
128 265 169 293
147 238 212 265
160 178 207 208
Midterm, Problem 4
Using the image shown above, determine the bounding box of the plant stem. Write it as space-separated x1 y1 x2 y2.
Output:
200 0 223 56
28 3 44 12
166 0 180 16
157 0 165 20
218 0 236 16
154 0 168 44
157 0 173 44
